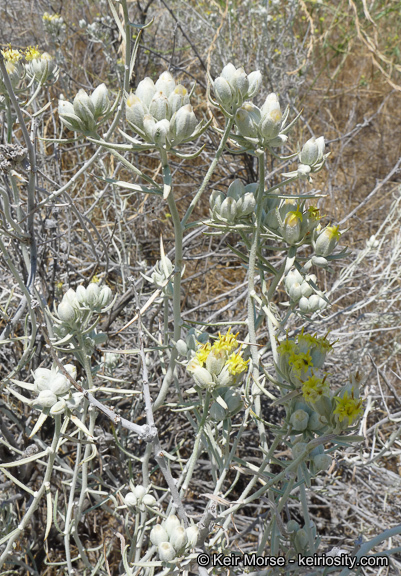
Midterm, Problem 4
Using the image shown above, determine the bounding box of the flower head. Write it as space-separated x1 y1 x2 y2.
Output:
212 327 239 353
302 374 330 403
226 350 249 375
1 46 22 63
24 46 41 61
333 388 362 425
195 342 212 366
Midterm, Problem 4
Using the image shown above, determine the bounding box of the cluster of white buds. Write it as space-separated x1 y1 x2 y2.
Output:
124 484 157 511
32 364 82 415
0 48 24 94
57 283 113 327
209 388 243 422
312 224 341 258
146 257 174 297
42 12 66 39
125 71 203 148
58 84 110 133
284 268 326 314
233 93 289 148
264 200 321 246
209 179 257 225
150 514 199 562
212 63 262 110
102 352 120 374
282 136 328 181
25 52 58 84
186 329 249 391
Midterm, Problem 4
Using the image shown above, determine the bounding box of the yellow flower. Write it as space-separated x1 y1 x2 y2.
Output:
226 351 249 376
25 46 41 61
43 11 60 22
212 327 239 354
289 350 313 376
302 375 330 403
333 389 362 424
307 206 321 221
277 338 298 357
195 342 212 366
1 46 22 63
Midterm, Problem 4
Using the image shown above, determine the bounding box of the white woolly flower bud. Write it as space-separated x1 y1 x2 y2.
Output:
219 196 237 224
158 541 176 562
124 492 137 507
90 83 110 118
216 365 236 387
133 485 147 501
126 94 146 130
281 210 303 245
299 137 319 166
206 349 226 376
290 409 309 431
221 63 237 83
98 285 112 308
76 285 87 304
213 76 235 108
36 390 58 408
155 71 176 97
186 525 200 548
313 225 341 257
33 368 52 393
73 89 96 132
188 363 213 389
247 70 262 98
169 526 188 551
58 100 84 132
260 93 281 119
170 104 197 144
143 114 156 142
153 119 171 146
288 282 302 302
308 412 326 431
50 399 67 415
49 374 70 396
58 301 76 323
168 85 190 115
232 67 249 98
315 136 325 161
210 190 225 217
149 91 170 121
142 494 157 507
28 52 57 83
135 77 156 108
86 283 100 308
163 514 181 537
295 529 308 551
175 339 188 356
235 103 260 138
150 525 169 546
285 269 303 292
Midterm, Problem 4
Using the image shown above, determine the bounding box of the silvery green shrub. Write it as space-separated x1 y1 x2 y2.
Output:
2 4 396 575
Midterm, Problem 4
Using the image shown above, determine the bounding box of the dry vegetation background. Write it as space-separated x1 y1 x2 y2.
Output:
1 0 401 574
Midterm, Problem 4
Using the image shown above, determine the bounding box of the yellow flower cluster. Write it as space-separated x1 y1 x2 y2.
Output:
43 11 61 22
24 46 41 61
195 328 239 365
333 390 363 424
194 328 249 379
302 375 329 403
1 46 22 63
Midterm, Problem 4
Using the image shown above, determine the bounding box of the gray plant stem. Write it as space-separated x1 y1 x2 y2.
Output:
153 148 183 411
0 56 37 340
181 115 235 228
248 152 268 450
0 415 63 569
181 390 211 493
